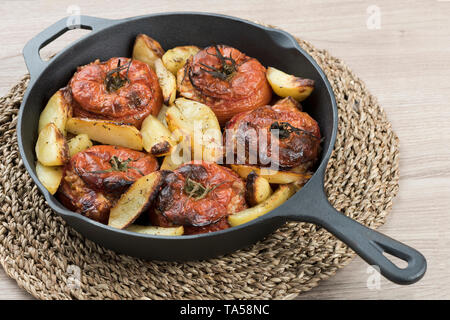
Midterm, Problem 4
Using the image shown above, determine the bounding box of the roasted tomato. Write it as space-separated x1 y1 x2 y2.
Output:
177 45 272 125
224 98 321 169
151 161 246 233
57 145 159 224
69 57 163 128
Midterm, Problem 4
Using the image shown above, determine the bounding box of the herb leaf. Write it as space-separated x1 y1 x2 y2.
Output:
90 156 144 176
104 59 132 92
184 177 227 200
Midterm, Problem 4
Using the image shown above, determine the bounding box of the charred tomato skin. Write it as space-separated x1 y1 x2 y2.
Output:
224 100 321 169
155 161 247 228
178 45 272 125
57 145 159 223
71 145 159 195
69 57 163 128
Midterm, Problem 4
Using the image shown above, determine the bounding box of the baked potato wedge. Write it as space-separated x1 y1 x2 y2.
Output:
35 123 69 166
35 161 63 195
228 184 296 227
66 118 143 151
140 114 176 156
67 133 93 157
132 34 165 70
38 90 71 136
126 225 184 236
157 104 170 127
154 58 176 105
166 98 222 162
266 67 314 102
162 45 201 75
231 164 312 184
245 171 272 206
108 171 165 229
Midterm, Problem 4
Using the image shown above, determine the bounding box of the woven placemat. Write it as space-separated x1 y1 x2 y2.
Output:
0 33 399 300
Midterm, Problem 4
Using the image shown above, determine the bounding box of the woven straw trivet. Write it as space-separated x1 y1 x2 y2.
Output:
0 34 399 300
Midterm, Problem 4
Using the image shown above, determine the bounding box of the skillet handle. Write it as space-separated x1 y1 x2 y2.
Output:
22 15 116 79
285 180 427 285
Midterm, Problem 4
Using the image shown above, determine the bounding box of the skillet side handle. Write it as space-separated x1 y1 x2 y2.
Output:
22 15 116 79
285 179 427 285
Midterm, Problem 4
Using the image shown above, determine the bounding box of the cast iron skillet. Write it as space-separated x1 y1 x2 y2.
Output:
18 12 426 284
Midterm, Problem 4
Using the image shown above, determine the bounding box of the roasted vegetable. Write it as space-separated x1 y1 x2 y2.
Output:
154 161 246 229
35 161 63 195
154 58 177 105
162 45 200 75
69 57 162 128
224 101 321 169
67 133 93 157
177 45 272 125
245 171 272 206
140 114 175 156
228 184 296 227
157 104 170 127
231 164 311 184
126 225 184 236
38 90 71 136
108 171 165 229
266 67 314 102
166 98 222 162
132 34 165 70
66 118 144 151
35 123 68 166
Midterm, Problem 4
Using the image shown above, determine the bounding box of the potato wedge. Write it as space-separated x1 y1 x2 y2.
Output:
228 184 296 227
166 98 222 162
35 161 63 195
245 171 272 206
157 104 170 127
162 45 200 75
67 133 93 157
108 171 165 229
35 123 69 166
160 137 192 170
126 225 184 236
132 34 165 70
154 58 176 105
231 164 312 184
66 118 143 150
140 115 176 156
38 90 71 136
266 67 314 102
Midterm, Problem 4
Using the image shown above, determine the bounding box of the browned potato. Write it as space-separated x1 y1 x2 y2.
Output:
66 118 143 150
154 58 176 105
266 67 314 102
67 133 93 157
166 98 222 162
140 115 176 156
38 90 71 136
126 225 184 236
231 164 312 184
162 45 201 75
132 34 165 70
35 161 63 195
108 171 165 229
35 123 68 166
245 171 273 206
228 184 296 227
157 104 170 127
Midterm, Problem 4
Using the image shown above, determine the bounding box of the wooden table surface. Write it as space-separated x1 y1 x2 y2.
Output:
1 0 449 300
